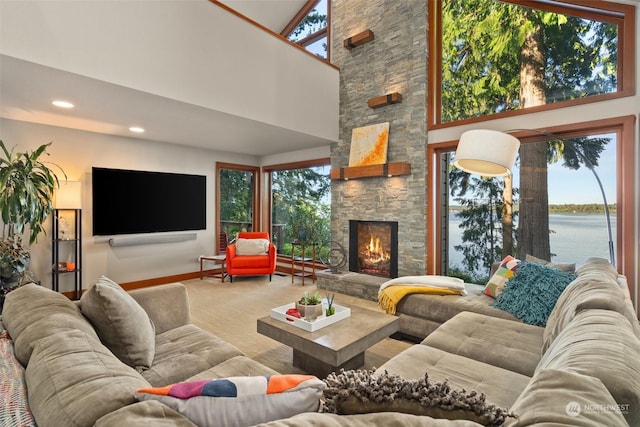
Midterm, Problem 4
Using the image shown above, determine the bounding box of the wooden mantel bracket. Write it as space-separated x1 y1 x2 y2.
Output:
330 162 411 180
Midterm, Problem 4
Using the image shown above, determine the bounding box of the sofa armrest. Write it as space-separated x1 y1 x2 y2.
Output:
129 283 191 334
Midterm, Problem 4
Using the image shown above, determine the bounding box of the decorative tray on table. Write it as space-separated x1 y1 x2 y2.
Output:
270 302 351 332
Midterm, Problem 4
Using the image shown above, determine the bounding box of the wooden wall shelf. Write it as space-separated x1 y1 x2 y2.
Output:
330 162 411 180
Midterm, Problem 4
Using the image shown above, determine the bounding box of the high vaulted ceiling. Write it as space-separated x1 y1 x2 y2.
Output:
0 0 337 158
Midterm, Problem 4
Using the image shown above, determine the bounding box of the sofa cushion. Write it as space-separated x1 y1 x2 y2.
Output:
507 369 629 426
493 262 576 326
574 256 619 281
543 269 640 353
141 324 245 386
25 329 150 427
95 400 197 427
136 374 325 427
256 412 486 426
14 311 100 366
483 255 520 298
235 238 270 255
187 355 279 380
80 276 155 371
422 312 543 377
1 283 84 343
396 283 519 328
376 345 530 409
231 254 272 268
536 309 640 424
323 369 514 426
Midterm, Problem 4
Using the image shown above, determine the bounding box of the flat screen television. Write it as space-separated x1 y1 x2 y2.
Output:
92 167 206 236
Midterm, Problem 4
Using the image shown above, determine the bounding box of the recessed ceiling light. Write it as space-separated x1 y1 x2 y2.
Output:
129 127 145 133
52 100 74 108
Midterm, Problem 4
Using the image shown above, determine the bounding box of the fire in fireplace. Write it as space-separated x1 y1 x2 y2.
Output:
349 220 398 278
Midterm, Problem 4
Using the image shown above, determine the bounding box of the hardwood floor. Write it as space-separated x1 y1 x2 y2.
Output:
182 274 413 375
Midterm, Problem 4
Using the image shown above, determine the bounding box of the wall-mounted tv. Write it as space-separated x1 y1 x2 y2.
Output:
92 167 206 236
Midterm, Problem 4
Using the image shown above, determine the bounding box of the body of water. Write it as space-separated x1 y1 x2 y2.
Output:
448 213 616 274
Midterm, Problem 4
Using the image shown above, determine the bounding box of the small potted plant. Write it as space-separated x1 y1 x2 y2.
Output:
296 291 323 321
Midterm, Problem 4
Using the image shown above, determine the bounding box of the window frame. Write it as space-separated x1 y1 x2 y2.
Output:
427 0 636 129
262 158 331 243
426 115 637 304
281 0 331 60
216 162 260 249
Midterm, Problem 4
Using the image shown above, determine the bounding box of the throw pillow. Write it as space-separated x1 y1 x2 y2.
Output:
493 262 576 326
80 276 155 371
0 330 36 427
135 374 325 427
322 369 514 426
235 238 270 256
484 255 520 298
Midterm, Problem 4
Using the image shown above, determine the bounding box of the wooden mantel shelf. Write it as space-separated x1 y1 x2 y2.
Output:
330 162 411 180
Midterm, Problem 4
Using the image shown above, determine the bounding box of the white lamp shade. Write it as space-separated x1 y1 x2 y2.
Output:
453 129 520 177
55 181 82 209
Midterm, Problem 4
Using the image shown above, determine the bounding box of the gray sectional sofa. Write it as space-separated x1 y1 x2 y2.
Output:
1 257 639 426
375 257 640 426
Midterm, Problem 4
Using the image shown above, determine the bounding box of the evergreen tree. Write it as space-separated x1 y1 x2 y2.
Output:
442 0 615 261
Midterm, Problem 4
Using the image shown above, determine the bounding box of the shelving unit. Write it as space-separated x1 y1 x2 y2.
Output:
51 209 82 299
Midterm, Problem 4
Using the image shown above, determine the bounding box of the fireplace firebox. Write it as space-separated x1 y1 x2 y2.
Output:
349 220 398 278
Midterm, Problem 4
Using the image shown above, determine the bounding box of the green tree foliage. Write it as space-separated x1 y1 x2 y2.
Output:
441 0 618 121
272 167 330 259
288 11 327 40
449 166 517 279
287 8 328 57
219 169 254 237
442 0 615 268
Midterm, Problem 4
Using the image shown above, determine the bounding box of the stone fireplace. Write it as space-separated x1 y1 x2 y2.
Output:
317 0 428 301
349 220 398 278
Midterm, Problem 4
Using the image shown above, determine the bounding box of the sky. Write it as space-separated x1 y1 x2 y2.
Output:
512 134 617 205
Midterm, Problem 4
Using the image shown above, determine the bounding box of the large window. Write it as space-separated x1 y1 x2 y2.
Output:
283 0 329 59
264 159 330 261
428 0 635 127
216 163 259 247
428 117 636 290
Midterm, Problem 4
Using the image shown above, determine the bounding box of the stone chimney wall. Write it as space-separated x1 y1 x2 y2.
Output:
330 0 428 276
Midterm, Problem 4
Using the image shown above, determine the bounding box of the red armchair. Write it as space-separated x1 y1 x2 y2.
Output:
225 232 277 282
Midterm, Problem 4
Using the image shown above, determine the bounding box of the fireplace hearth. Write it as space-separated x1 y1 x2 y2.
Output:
349 220 398 278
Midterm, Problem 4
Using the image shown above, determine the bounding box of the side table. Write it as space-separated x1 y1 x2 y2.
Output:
199 254 226 282
291 242 316 286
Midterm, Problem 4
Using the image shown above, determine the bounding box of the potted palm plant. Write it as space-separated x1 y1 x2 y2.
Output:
0 140 65 306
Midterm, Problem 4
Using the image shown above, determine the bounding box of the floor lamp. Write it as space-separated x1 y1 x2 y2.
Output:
454 128 616 266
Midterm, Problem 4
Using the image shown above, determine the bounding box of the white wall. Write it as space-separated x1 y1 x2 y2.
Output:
0 0 339 142
0 118 260 292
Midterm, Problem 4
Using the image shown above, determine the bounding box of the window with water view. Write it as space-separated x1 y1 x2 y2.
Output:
443 133 617 283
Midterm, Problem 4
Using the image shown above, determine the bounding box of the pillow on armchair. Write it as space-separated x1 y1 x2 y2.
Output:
235 238 270 256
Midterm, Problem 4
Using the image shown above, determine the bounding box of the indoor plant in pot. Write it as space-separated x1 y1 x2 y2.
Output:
296 291 323 321
0 140 64 307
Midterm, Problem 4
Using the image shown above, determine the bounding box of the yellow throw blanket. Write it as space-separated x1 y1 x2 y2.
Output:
378 285 463 315
377 276 466 315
